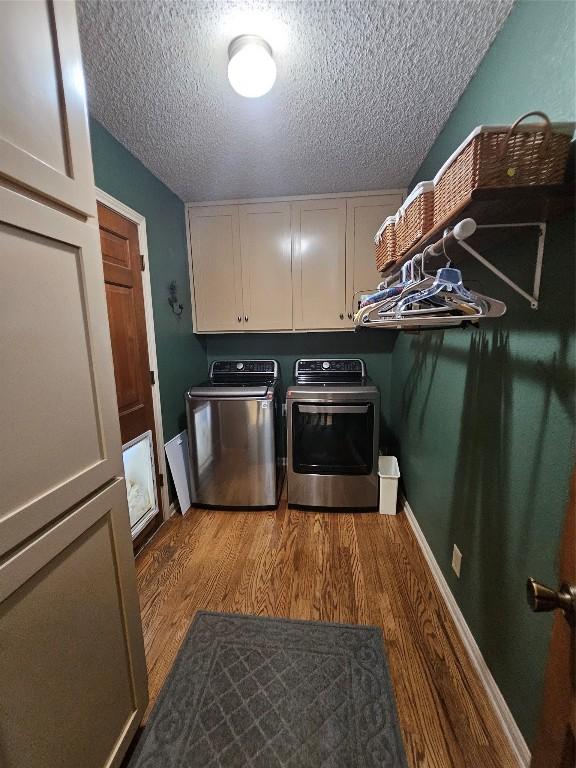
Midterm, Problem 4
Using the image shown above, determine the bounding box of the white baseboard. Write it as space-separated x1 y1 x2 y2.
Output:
401 496 530 767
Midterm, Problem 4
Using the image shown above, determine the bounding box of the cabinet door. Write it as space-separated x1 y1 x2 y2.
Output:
0 1 95 216
188 205 243 332
0 187 123 558
0 479 148 768
292 198 347 330
345 194 403 322
239 202 292 331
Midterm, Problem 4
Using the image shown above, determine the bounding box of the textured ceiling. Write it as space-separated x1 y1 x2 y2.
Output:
78 0 513 202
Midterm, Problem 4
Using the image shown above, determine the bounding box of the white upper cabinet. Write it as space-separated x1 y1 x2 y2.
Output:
188 205 244 332
292 198 347 330
0 1 96 217
239 202 292 331
345 194 404 321
186 190 404 333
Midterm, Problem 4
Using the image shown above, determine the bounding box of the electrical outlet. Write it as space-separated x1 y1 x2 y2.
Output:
452 544 462 578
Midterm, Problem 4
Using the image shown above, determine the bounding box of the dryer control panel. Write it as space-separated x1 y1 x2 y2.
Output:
294 359 366 383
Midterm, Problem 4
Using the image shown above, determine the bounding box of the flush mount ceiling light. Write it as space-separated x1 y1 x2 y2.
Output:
227 34 277 98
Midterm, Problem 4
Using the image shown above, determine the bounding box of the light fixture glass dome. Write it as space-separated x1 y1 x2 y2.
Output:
227 35 277 98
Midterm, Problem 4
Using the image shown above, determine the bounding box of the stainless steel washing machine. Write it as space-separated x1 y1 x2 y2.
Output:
286 359 379 509
185 360 283 508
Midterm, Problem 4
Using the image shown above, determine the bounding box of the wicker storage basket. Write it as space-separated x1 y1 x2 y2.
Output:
395 181 434 256
374 215 397 271
434 111 573 227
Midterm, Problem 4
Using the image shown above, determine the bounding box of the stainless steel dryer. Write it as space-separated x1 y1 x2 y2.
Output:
185 360 283 508
286 359 379 509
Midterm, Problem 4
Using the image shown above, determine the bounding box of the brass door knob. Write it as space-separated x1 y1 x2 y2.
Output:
339 313 344 320
237 315 242 322
244 315 248 322
526 577 576 616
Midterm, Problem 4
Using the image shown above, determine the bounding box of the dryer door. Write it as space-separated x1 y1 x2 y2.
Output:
291 401 375 475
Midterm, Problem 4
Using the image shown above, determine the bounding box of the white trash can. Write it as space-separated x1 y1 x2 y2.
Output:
378 456 400 515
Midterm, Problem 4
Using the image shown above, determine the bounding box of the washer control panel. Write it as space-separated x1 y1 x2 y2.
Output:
210 360 279 380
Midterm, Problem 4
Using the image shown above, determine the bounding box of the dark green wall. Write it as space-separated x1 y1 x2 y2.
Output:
390 0 575 745
206 332 397 448
89 118 207 442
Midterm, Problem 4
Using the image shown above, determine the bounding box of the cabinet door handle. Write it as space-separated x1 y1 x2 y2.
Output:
339 313 344 320
237 315 242 322
244 315 249 322
348 312 353 319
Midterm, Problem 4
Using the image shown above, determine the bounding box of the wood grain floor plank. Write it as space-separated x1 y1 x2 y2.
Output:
135 500 519 767
353 513 464 767
266 507 301 618
391 513 517 765
376 515 509 767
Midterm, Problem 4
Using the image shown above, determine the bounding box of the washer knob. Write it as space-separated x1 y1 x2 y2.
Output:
322 361 330 369
236 362 244 370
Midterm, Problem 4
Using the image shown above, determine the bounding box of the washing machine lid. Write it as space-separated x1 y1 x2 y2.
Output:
187 384 270 398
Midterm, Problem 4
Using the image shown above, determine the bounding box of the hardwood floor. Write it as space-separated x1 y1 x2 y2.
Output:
135 495 518 768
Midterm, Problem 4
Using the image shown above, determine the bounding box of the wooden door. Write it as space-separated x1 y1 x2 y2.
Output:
292 198 347 330
188 205 243 332
346 194 403 324
530 470 576 767
97 203 162 533
0 0 95 216
239 202 292 330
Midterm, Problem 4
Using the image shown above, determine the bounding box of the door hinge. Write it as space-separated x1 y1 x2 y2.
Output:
158 473 164 488
140 254 145 271
150 369 155 385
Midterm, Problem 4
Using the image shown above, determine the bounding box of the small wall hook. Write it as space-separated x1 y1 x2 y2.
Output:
168 280 183 317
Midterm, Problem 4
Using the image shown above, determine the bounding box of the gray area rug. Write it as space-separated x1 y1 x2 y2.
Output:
127 611 408 767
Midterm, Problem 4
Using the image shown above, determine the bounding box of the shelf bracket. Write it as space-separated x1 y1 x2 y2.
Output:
457 222 546 310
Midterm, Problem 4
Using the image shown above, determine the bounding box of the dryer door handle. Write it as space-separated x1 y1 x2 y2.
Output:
297 404 370 415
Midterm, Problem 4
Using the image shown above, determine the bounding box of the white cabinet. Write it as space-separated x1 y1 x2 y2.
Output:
0 0 96 216
188 205 243 332
239 202 292 330
189 202 293 332
0 188 124 557
187 190 404 333
0 3 148 766
0 480 147 768
345 194 404 320
292 198 348 330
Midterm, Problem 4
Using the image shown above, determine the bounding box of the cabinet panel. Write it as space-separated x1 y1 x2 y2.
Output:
189 206 243 332
239 203 292 330
0 188 123 558
0 1 95 216
1 8 149 768
346 194 403 322
0 480 148 768
292 198 347 330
